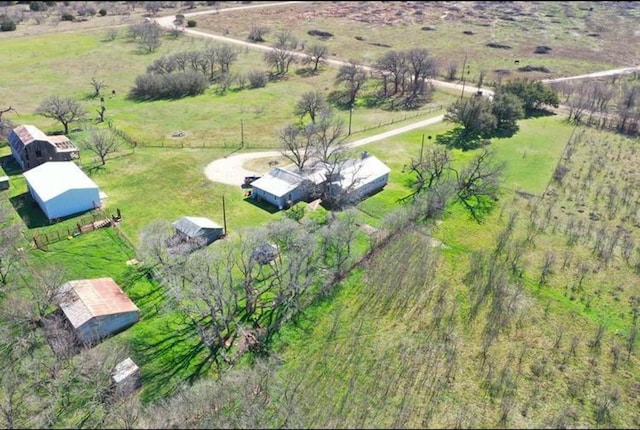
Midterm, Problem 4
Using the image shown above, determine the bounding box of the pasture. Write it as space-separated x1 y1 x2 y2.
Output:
1 1 640 428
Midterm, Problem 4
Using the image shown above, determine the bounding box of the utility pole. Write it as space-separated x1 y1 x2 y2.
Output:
348 105 353 136
222 195 227 237
240 118 244 148
460 53 469 100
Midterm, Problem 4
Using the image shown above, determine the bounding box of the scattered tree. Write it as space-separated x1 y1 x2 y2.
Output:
294 91 329 124
81 126 121 165
499 78 559 115
335 59 367 108
0 106 17 140
454 147 505 222
248 25 269 42
303 43 329 72
36 96 87 135
90 77 106 98
137 22 163 53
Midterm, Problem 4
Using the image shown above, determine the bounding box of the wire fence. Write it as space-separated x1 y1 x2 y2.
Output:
106 105 445 150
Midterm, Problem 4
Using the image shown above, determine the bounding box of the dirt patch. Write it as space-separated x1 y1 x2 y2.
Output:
486 42 512 49
307 29 333 40
518 65 552 73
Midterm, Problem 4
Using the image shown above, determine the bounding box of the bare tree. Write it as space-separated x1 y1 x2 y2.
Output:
264 47 297 77
81 126 121 165
318 209 359 281
293 91 329 124
173 243 242 363
90 77 106 98
446 62 458 81
0 199 22 287
216 44 238 74
303 43 328 72
20 264 67 327
404 47 437 100
405 145 453 198
138 22 163 53
36 96 87 135
310 110 348 164
0 106 17 140
248 25 269 42
279 123 313 170
454 148 505 223
335 59 367 108
373 50 407 97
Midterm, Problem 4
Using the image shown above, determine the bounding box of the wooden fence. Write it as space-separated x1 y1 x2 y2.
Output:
31 208 122 251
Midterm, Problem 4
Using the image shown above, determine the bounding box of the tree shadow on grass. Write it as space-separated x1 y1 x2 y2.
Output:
130 316 215 402
295 67 321 78
436 127 489 151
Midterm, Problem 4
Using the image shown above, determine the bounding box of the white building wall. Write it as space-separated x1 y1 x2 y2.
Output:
43 188 101 220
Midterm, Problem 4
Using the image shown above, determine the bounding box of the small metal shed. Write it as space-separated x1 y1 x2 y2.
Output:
0 176 8 190
56 278 140 345
172 216 224 244
111 357 142 398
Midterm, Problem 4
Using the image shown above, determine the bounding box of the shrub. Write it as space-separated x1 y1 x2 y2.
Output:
187 19 197 27
29 1 47 11
61 12 74 21
0 19 16 32
247 70 268 88
99 8 107 16
534 45 552 54
248 25 269 42
130 71 209 100
77 6 96 17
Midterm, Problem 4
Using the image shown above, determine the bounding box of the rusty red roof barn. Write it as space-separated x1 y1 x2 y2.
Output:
8 124 79 170
56 278 140 345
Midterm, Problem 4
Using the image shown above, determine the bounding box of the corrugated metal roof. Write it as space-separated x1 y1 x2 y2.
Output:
57 278 139 329
10 125 78 151
111 357 139 384
250 167 305 197
23 161 99 202
333 154 391 191
11 124 47 145
173 216 222 238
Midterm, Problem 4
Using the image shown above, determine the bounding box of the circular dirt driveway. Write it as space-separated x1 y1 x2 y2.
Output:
203 114 447 187
203 150 283 187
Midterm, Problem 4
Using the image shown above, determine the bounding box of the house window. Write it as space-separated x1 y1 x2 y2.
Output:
35 150 42 158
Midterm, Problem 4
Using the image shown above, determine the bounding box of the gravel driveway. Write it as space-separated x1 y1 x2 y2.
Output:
203 115 445 187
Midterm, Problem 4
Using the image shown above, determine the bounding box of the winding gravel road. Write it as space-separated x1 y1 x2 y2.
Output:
155 2 640 187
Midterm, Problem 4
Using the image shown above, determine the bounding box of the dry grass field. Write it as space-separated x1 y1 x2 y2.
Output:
193 1 640 83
